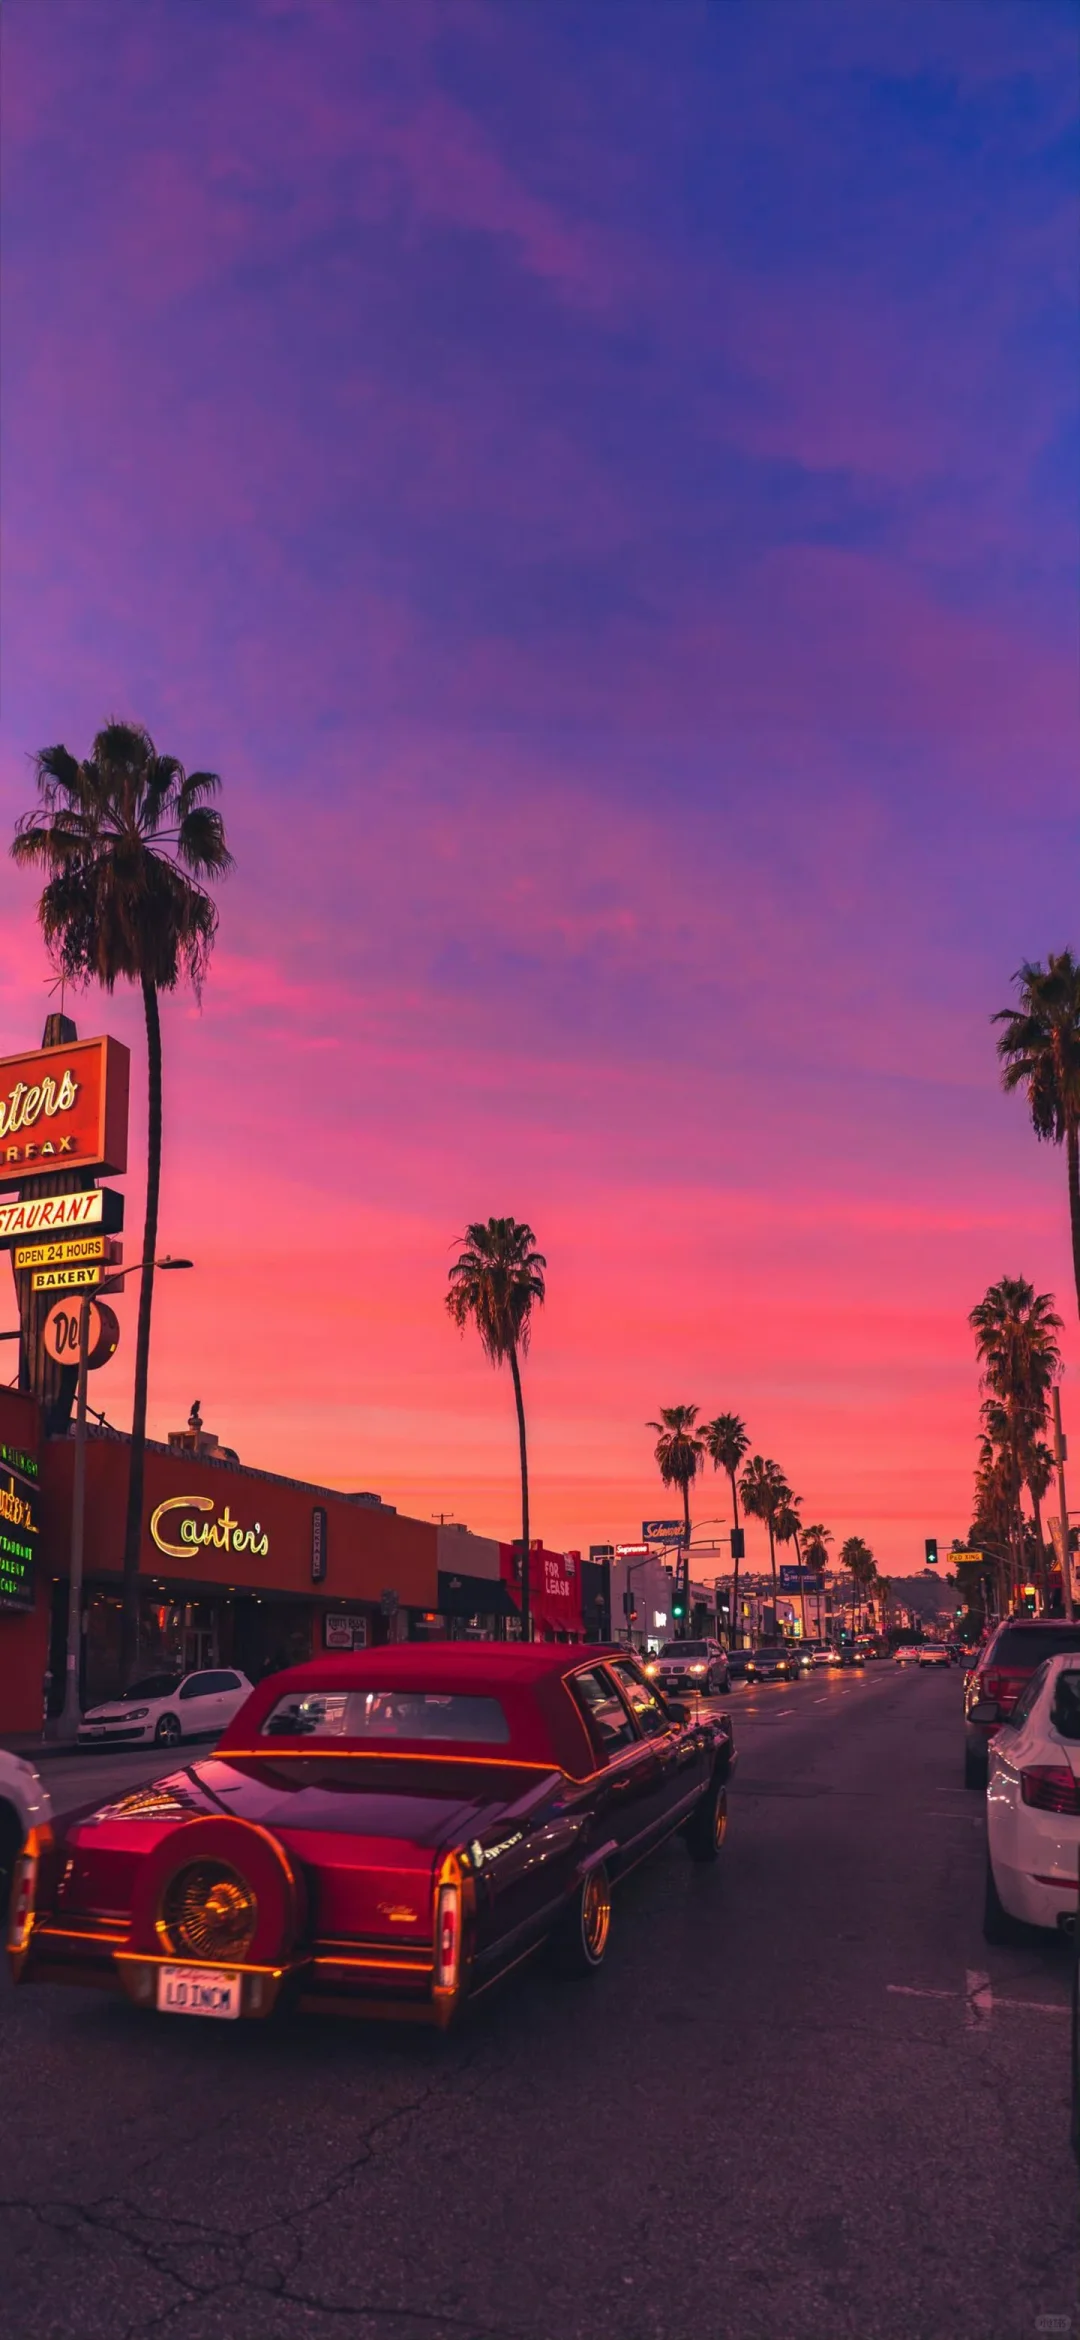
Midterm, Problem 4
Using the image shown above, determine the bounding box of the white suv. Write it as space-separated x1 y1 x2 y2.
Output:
649 1639 730 1697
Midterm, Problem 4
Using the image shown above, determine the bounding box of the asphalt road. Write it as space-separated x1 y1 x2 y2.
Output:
2 1667 1077 2340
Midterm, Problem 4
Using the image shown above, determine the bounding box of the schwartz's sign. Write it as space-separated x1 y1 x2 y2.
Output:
0 1036 129 1185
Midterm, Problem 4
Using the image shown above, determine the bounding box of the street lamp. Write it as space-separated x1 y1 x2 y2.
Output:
58 1256 192 1742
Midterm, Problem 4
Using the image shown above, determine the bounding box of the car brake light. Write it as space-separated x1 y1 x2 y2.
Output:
1020 1767 1080 1815
982 1670 1029 1713
8 1831 40 1954
433 1857 463 1996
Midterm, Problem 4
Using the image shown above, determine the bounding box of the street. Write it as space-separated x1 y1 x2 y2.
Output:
2 1667 1077 2340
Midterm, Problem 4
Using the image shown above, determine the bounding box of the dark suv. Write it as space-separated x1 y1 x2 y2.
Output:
963 1617 1080 1787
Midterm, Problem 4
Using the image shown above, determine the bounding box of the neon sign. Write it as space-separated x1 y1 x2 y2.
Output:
150 1494 270 1562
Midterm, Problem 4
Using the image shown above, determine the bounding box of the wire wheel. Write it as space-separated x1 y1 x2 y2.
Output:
159 1860 258 1962
580 1867 611 1964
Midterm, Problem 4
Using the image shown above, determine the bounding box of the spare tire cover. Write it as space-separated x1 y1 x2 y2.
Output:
127 1815 304 1964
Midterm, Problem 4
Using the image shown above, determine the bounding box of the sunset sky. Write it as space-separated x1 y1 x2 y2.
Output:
1 0 1077 1574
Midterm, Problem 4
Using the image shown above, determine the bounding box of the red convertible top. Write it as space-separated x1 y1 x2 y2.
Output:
219 1642 624 1781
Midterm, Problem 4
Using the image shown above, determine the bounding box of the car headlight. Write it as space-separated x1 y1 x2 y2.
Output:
124 1708 149 1721
689 1664 706 1675
643 1663 659 1677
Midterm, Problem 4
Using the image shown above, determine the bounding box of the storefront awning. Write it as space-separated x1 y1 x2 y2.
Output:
437 1570 519 1619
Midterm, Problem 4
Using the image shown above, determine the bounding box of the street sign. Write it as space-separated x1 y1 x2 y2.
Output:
950 1550 984 1565
642 1519 683 1541
41 1298 119 1370
0 1185 124 1247
779 1566 824 1592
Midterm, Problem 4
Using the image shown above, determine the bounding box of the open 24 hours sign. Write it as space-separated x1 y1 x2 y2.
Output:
0 1444 40 1613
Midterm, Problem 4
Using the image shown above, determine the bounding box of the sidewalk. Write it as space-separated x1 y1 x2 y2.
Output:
0 1734 84 1760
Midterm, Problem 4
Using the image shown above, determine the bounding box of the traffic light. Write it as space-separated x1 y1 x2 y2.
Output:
622 1591 637 1620
925 1537 938 1565
730 1528 745 1561
672 1592 685 1620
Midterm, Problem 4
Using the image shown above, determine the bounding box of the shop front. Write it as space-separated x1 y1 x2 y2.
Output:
500 1540 584 1640
38 1431 439 1712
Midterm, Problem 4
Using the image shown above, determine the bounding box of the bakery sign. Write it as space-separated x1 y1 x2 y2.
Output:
0 1036 129 1185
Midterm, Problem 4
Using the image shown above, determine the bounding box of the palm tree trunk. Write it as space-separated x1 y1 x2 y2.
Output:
120 978 161 1686
1068 1120 1080 1322
1029 1484 1049 1613
680 1477 691 1638
508 1341 530 1641
767 1518 777 1630
794 1527 805 1642
728 1470 741 1648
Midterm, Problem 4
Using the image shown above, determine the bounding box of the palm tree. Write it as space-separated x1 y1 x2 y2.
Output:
994 953 1080 1319
12 722 231 1682
648 1405 704 1637
840 1535 874 1635
801 1523 832 1639
447 1218 546 1638
701 1412 750 1646
739 1456 791 1630
775 1497 805 1640
970 1277 1061 1608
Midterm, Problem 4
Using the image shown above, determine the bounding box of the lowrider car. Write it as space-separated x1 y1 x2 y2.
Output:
9 1645 737 2028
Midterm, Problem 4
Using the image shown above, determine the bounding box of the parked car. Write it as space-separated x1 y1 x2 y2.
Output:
744 1646 799 1684
10 1645 737 2027
78 1668 254 1750
650 1639 729 1697
964 1619 1080 1787
0 1751 51 1914
917 1642 951 1669
983 1655 1080 1940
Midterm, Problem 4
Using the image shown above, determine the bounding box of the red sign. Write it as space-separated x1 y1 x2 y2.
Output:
0 1036 129 1185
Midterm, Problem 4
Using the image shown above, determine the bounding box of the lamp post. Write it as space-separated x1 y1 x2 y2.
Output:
58 1257 192 1742
1052 1387 1075 1623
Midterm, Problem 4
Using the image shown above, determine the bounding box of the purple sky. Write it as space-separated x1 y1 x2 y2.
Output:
1 0 1077 1571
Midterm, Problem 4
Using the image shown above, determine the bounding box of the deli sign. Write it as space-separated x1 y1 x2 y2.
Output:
0 1036 129 1185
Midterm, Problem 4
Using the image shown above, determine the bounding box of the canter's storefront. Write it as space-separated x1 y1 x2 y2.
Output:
37 1434 439 1714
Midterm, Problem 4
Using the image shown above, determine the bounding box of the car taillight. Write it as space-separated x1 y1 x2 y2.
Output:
1020 1767 1080 1815
433 1858 462 1996
982 1670 1029 1714
8 1834 39 1954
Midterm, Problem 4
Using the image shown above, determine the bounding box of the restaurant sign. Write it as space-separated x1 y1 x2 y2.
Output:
0 1187 124 1247
150 1495 270 1562
0 1453 39 1612
0 1036 129 1185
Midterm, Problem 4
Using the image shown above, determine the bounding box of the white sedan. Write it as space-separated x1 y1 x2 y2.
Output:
0 1750 51 1911
917 1642 951 1668
984 1655 1080 1939
78 1667 253 1751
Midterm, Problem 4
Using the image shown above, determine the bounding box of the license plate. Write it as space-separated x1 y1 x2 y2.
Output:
157 1965 241 2019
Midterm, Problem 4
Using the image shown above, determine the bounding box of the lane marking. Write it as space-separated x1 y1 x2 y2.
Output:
886 1981 1067 2018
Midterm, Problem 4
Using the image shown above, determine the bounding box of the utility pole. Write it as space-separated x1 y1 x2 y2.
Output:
1052 1386 1075 1621
58 1294 91 1742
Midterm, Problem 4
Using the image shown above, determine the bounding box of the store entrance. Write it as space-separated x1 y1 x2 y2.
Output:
183 1624 217 1672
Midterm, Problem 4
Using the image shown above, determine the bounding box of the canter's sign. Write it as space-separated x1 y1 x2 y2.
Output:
0 1036 129 1185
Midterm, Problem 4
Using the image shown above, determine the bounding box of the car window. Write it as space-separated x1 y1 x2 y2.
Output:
217 1672 242 1691
1050 1671 1080 1743
1000 1663 1049 1730
178 1674 213 1700
990 1624 1080 1666
659 1641 708 1658
122 1674 180 1701
196 1671 241 1694
608 1661 669 1738
262 1690 510 1742
571 1668 637 1757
